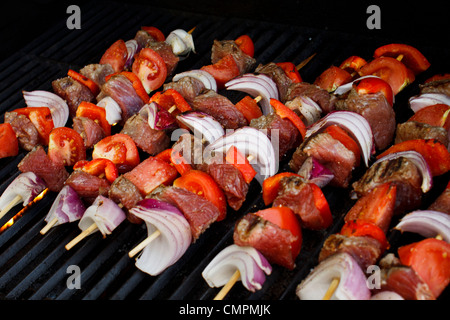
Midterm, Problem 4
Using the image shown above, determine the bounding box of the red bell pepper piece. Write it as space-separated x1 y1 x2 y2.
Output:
68 69 100 96
73 158 119 183
76 101 111 136
225 145 257 184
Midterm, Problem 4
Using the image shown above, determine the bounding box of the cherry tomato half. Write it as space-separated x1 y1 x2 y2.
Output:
132 48 167 94
48 127 86 167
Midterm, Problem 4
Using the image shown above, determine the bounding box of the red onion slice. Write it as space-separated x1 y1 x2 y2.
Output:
306 111 374 167
125 39 139 69
97 96 122 125
297 156 335 188
202 244 272 292
23 90 69 128
173 70 217 92
0 172 46 209
370 291 404 300
44 185 85 226
130 198 192 276
395 210 450 242
296 252 371 300
374 151 432 193
225 74 279 116
205 126 278 185
409 93 450 113
78 195 126 237
176 112 224 144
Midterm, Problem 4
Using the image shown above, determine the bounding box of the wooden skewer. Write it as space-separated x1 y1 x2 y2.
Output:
0 195 23 220
65 223 98 250
188 26 196 34
213 269 241 300
128 229 162 258
296 53 317 71
396 54 404 62
40 217 58 235
322 277 340 300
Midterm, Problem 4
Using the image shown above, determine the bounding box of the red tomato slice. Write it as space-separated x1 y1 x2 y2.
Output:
270 98 306 139
14 107 54 145
201 54 240 89
408 104 450 131
76 101 111 136
398 238 450 298
225 145 257 184
262 172 302 206
339 55 367 74
324 124 361 167
73 158 118 183
0 123 19 159
48 127 86 167
358 56 415 95
235 34 255 57
340 220 389 252
173 170 227 221
254 206 302 258
234 95 263 124
99 39 128 73
374 43 431 75
276 62 303 83
155 148 193 175
354 77 394 106
141 26 166 42
92 133 140 173
132 48 167 94
314 65 352 92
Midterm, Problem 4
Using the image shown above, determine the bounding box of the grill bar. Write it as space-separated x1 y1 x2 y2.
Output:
0 0 449 301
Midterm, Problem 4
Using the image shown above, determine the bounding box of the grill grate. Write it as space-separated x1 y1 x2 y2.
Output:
0 1 449 300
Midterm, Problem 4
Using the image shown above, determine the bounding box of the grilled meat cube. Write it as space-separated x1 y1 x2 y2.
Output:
255 62 293 101
109 175 144 224
163 76 206 104
80 63 115 87
420 78 450 96
65 170 110 204
284 82 336 113
146 40 179 76
211 39 256 74
395 121 449 147
72 116 106 148
134 29 155 48
52 76 96 118
428 186 450 214
4 111 40 151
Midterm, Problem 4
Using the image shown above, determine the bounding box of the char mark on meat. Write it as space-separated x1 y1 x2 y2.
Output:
395 121 449 147
420 78 450 96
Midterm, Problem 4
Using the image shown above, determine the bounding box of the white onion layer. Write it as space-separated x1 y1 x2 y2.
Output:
23 90 69 127
97 96 122 125
409 93 450 113
166 29 196 56
173 70 217 92
176 112 225 145
395 210 450 243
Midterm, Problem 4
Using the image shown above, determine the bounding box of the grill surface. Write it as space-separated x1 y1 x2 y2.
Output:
0 0 449 301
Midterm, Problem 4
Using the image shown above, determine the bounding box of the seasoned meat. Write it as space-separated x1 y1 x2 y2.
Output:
207 163 249 211
155 186 220 240
4 111 40 151
18 145 69 192
285 82 336 113
319 234 383 270
65 170 110 202
191 90 247 129
250 112 301 158
134 29 156 48
172 133 206 171
211 39 256 74
335 89 395 150
289 132 356 188
352 157 423 214
97 74 144 125
420 78 450 96
163 76 206 104
428 186 450 214
255 62 293 101
395 121 449 147
273 176 330 230
80 63 115 87
72 116 106 148
52 76 95 118
121 114 170 155
109 175 144 224
234 212 299 269
146 41 179 76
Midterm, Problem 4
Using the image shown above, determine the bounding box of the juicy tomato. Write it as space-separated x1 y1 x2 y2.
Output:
68 69 100 96
408 104 450 131
119 71 150 103
99 39 128 73
340 220 389 252
374 43 431 75
276 62 302 83
0 123 19 159
314 66 352 92
339 55 367 75
358 56 415 95
173 170 227 221
324 124 361 167
225 145 257 184
235 34 254 57
201 54 240 89
345 182 397 234
73 158 118 183
132 48 167 94
310 183 333 229
76 101 111 136
150 88 192 115
262 172 302 206
254 206 302 258
377 139 450 176
234 95 263 123
48 127 86 167
92 133 140 173
155 148 193 176
14 107 54 145
398 238 450 298
141 26 165 41
354 77 394 106
270 98 306 139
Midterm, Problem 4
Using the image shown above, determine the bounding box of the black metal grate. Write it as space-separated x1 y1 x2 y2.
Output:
0 1 449 300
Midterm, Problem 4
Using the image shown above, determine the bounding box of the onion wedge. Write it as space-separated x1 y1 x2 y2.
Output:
166 29 196 57
202 244 272 293
173 70 217 92
97 96 122 125
409 93 450 113
23 90 69 128
176 112 224 145
395 210 450 243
